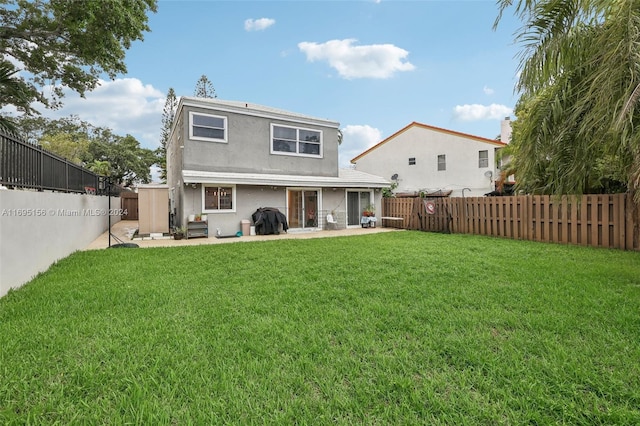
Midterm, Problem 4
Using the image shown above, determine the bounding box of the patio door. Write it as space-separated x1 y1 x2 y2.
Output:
347 190 372 227
288 189 319 229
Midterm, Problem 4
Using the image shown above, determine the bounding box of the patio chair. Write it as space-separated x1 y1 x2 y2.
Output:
326 213 338 230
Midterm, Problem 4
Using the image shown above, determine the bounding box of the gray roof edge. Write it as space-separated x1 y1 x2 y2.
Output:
179 97 340 128
182 169 389 188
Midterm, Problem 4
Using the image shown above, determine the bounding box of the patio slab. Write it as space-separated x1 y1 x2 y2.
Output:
84 220 400 250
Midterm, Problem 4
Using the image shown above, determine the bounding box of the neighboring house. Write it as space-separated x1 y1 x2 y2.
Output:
350 121 510 198
167 97 389 234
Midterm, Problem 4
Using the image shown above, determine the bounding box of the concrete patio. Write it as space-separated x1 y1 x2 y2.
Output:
84 220 400 250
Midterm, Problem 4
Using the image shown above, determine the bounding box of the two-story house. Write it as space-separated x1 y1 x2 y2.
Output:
167 97 389 235
350 121 509 197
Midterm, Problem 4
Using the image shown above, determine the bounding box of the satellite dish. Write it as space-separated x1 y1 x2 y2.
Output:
391 174 398 181
484 170 493 178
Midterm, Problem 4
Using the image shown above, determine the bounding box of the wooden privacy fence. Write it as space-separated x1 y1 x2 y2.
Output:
382 194 640 251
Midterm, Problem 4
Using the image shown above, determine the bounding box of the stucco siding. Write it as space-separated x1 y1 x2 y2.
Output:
180 106 339 178
177 185 382 235
354 125 500 197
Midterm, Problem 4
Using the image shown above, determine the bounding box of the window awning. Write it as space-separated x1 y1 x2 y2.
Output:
182 169 390 188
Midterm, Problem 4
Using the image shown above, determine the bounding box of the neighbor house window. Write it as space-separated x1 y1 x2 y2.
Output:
190 112 227 143
437 154 446 171
479 150 489 168
271 124 322 157
203 185 235 212
408 157 416 165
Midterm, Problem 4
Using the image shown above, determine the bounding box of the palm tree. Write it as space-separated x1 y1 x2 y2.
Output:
87 160 112 177
495 0 640 201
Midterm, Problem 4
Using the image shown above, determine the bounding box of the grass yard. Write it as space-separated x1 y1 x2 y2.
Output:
1 231 639 424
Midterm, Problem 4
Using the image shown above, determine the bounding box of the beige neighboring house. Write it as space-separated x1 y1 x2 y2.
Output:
166 97 389 235
351 120 512 197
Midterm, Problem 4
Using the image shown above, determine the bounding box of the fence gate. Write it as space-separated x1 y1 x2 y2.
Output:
120 192 139 220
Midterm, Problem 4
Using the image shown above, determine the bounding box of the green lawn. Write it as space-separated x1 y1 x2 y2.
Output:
1 231 639 424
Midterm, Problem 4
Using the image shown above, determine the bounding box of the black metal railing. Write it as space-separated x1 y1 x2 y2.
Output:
0 129 121 195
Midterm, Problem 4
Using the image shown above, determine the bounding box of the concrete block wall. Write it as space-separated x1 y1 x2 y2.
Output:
0 190 120 298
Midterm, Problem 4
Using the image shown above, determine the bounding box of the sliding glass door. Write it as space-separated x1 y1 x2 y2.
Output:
288 189 319 229
347 191 372 227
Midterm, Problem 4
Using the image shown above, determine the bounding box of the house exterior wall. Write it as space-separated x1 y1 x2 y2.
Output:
167 112 185 227
181 184 287 235
179 185 382 235
167 98 386 232
353 125 503 197
175 101 340 178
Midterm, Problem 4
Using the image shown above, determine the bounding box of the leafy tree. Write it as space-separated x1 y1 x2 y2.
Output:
0 0 157 112
157 87 178 182
15 114 158 185
15 115 96 147
495 0 640 201
194 75 217 98
89 130 159 187
0 62 33 131
39 132 90 165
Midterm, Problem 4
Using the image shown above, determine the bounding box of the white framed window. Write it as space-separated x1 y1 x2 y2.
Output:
202 185 235 213
189 112 227 143
408 157 416 165
437 154 446 171
479 150 489 168
271 124 322 157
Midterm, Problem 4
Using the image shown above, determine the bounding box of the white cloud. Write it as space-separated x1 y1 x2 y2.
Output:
39 78 165 150
244 18 275 31
339 124 382 167
298 39 415 79
483 85 494 95
453 103 513 121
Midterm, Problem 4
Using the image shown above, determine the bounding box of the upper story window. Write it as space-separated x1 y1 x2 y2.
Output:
437 154 446 171
203 185 235 213
271 124 322 157
479 150 489 168
190 112 227 143
408 157 416 165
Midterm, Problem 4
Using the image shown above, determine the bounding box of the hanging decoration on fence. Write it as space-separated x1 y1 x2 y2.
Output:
424 200 435 215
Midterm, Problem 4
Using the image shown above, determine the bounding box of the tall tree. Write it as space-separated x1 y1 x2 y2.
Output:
157 87 178 182
15 115 93 145
194 75 217 98
15 115 158 185
39 132 90 165
89 130 159 187
0 0 157 113
495 0 640 201
0 62 33 131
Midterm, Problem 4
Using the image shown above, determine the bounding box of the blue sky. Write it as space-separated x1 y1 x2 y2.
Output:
33 0 523 172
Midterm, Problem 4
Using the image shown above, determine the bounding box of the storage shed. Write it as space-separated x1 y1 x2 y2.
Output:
138 184 169 235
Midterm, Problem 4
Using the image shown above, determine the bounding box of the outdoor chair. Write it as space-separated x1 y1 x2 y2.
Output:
326 213 338 230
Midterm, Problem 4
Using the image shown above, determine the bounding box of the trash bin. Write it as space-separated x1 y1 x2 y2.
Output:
241 220 251 236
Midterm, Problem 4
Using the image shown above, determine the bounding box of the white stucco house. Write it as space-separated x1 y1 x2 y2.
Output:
350 121 510 198
166 97 389 235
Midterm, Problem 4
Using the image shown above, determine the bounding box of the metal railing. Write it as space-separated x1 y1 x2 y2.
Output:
0 129 122 196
